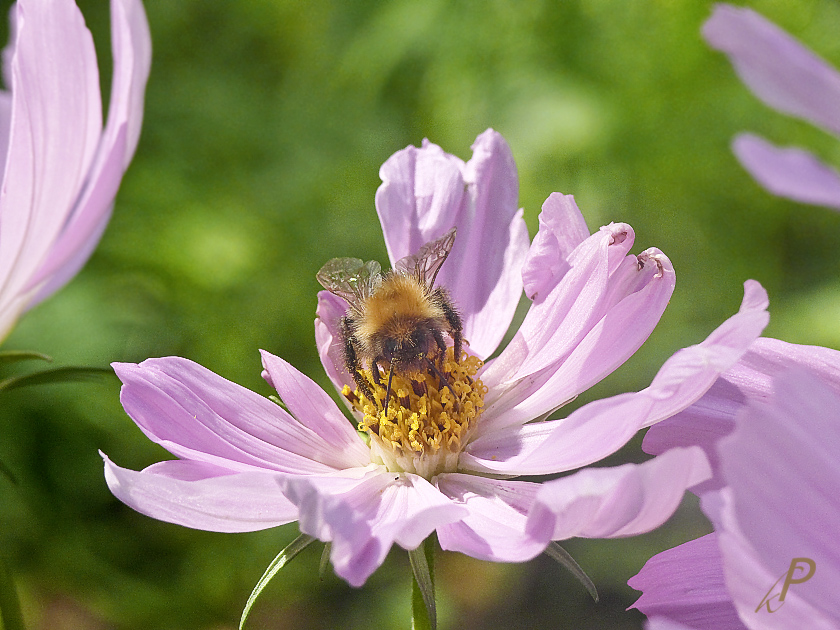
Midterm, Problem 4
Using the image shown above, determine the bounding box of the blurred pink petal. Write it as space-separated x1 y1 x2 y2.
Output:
703 4 840 137
631 368 840 629
732 134 840 210
0 0 150 339
704 5 840 211
637 279 768 428
629 534 744 630
646 619 712 630
644 337 840 491
713 369 840 626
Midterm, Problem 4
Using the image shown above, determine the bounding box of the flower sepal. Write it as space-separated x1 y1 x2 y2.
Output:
544 542 599 602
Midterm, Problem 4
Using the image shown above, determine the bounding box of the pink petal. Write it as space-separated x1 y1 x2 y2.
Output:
375 138 465 264
525 447 710 543
732 134 840 210
628 534 745 630
1 2 18 87
314 290 360 396
465 282 767 475
643 338 840 491
715 369 840 624
481 247 674 432
25 0 152 305
105 0 151 162
259 350 370 466
374 129 529 359
514 223 639 379
0 0 102 319
281 468 466 587
435 474 546 562
640 377 742 494
521 193 590 303
462 391 655 475
0 92 10 176
446 130 530 358
481 222 639 403
25 128 124 307
637 280 769 428
709 490 836 630
646 619 709 630
703 4 840 137
102 454 298 533
114 357 349 474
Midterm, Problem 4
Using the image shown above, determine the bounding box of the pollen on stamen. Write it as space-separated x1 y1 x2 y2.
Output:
341 347 486 478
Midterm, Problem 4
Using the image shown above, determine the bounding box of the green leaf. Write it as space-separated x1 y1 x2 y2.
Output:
0 366 113 392
544 541 599 602
0 557 26 630
239 534 315 630
409 537 436 630
0 350 52 364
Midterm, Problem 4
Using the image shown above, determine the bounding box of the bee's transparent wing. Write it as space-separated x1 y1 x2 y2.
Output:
394 227 456 288
316 258 382 312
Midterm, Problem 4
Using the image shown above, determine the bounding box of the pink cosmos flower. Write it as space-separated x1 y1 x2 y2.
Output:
630 342 840 629
0 0 151 340
704 4 840 210
103 130 768 588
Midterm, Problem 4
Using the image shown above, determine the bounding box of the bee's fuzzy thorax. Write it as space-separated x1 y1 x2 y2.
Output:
354 274 445 345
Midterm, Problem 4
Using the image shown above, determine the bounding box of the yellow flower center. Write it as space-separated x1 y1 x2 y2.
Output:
342 347 486 478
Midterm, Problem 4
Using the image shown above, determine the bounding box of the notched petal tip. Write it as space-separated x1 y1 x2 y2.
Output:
637 248 673 278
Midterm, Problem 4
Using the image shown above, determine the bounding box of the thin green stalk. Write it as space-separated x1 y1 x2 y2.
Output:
409 537 436 630
239 534 316 630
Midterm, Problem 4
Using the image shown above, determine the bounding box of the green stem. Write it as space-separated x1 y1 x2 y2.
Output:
409 537 436 630
0 557 26 630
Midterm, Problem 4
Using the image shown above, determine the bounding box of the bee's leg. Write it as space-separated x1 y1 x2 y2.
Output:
341 316 375 404
384 360 396 417
370 357 385 386
431 327 447 368
435 288 463 362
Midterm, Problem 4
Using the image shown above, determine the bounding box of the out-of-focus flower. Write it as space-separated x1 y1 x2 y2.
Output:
630 342 840 629
103 130 766 588
704 4 840 210
0 0 151 340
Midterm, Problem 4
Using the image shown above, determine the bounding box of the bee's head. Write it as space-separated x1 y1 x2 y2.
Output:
381 326 437 370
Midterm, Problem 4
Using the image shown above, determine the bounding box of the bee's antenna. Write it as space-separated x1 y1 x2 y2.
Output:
384 358 396 417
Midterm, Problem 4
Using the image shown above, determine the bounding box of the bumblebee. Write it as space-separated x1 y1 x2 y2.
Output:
317 228 463 411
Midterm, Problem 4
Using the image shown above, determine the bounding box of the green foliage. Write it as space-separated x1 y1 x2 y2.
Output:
1 0 840 628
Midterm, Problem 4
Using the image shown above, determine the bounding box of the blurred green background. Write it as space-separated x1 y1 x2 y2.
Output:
2 0 840 628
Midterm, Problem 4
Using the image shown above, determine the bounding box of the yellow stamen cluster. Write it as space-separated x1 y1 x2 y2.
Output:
342 348 486 478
